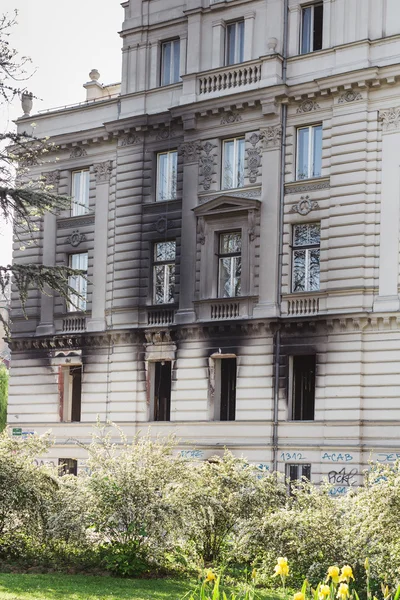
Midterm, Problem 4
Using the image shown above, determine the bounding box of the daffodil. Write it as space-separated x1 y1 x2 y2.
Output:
364 558 370 572
294 593 305 600
319 584 331 600
326 566 340 584
251 568 257 580
340 566 354 583
337 583 349 600
278 557 288 566
205 570 216 583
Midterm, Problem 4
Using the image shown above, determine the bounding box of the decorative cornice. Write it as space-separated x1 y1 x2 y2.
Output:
9 331 141 353
285 179 330 195
179 141 201 163
220 111 242 125
338 90 363 104
153 127 176 141
57 215 95 229
66 230 87 247
199 188 261 204
119 133 143 146
290 196 320 215
297 99 320 114
93 160 113 183
70 146 87 159
379 107 400 131
260 125 282 149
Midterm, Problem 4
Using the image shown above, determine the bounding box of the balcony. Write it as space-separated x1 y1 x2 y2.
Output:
147 305 176 327
198 61 262 96
281 293 326 317
195 296 257 321
62 315 87 333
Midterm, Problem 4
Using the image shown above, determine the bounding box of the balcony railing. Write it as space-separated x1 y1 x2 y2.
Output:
195 296 257 321
147 305 176 326
281 294 326 317
197 60 262 96
62 316 86 333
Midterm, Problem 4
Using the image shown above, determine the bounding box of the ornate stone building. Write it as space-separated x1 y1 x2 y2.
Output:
8 0 400 491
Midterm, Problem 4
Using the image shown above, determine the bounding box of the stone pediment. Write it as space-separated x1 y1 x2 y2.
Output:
194 194 261 217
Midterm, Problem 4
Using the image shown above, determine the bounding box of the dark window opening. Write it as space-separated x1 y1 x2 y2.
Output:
70 366 82 422
59 458 78 476
154 361 171 421
313 4 323 51
220 358 236 421
292 355 315 420
301 3 323 54
286 463 311 494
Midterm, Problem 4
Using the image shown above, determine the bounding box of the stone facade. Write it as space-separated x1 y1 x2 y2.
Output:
8 0 400 491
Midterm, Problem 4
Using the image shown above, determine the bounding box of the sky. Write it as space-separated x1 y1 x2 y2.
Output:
0 0 123 264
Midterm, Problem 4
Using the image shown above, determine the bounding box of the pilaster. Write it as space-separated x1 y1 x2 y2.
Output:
243 12 255 62
211 20 225 69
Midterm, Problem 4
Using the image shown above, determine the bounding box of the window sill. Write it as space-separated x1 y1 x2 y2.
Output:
284 177 330 194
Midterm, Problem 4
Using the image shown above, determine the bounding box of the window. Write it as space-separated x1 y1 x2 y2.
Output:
71 170 89 216
291 355 316 421
153 241 176 304
292 223 320 292
226 20 244 65
68 253 88 312
61 366 82 423
222 138 245 190
300 3 323 54
215 358 237 421
218 232 241 298
152 361 171 421
161 40 180 86
286 463 311 494
157 150 177 201
296 125 322 180
58 458 78 476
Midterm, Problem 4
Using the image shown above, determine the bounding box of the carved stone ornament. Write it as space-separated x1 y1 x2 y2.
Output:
155 127 176 141
290 195 320 215
94 160 112 183
199 141 217 191
42 170 60 191
338 90 363 104
57 216 95 229
260 125 282 149
70 146 87 159
296 99 320 114
179 141 201 163
119 133 142 146
197 216 205 245
246 132 262 184
199 188 261 204
66 230 87 247
285 180 330 194
220 111 242 125
379 107 400 131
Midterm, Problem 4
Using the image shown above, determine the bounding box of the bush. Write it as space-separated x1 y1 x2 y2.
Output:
0 365 8 432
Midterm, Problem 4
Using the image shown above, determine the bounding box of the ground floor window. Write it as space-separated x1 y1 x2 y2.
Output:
58 458 78 476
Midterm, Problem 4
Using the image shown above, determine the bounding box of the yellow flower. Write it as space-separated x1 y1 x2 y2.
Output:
365 558 370 572
383 585 390 599
205 570 216 583
337 583 349 600
319 584 331 600
294 593 305 600
273 562 289 577
278 557 288 566
252 568 257 580
340 566 354 582
326 566 340 584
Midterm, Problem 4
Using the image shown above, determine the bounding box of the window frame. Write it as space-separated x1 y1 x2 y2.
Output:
71 169 90 217
225 19 245 66
152 240 176 305
160 39 181 86
286 463 311 494
300 2 323 54
61 364 82 423
218 231 242 298
67 252 88 313
291 223 321 293
296 124 322 181
212 356 237 421
58 458 78 476
222 137 245 190
288 354 316 421
156 150 178 202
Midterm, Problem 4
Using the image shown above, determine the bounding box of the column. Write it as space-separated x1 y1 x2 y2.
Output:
288 6 301 57
253 125 282 319
149 42 159 89
87 161 112 332
186 12 202 74
322 0 332 49
179 35 187 78
36 170 60 336
243 12 255 62
175 142 201 325
211 21 225 69
373 108 400 312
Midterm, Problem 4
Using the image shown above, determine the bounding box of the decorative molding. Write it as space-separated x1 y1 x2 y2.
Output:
199 188 261 204
220 111 242 125
260 125 282 149
296 99 320 114
57 215 95 229
119 133 142 146
179 141 201 163
379 107 400 131
197 216 206 245
145 330 173 345
246 132 262 184
248 210 256 241
66 230 87 247
154 127 176 141
153 216 178 234
338 90 363 104
285 179 330 194
290 195 320 215
70 146 87 159
93 160 113 183
199 141 217 191
41 170 60 191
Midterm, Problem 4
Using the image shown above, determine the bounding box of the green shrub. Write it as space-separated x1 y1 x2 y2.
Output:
0 365 8 432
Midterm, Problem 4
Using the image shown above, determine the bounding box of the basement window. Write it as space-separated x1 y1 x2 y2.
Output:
214 357 237 421
58 458 78 476
61 365 82 422
286 463 311 494
151 361 172 421
290 355 316 421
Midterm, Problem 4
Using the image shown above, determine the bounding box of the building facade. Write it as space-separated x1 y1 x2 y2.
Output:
8 0 400 492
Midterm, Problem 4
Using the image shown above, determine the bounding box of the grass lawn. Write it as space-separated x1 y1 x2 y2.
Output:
0 573 280 600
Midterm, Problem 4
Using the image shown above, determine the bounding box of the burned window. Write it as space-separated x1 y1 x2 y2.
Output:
215 358 237 421
61 365 82 423
291 355 316 421
152 361 171 421
58 458 78 476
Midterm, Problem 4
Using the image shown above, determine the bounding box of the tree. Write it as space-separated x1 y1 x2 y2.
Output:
0 11 83 331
